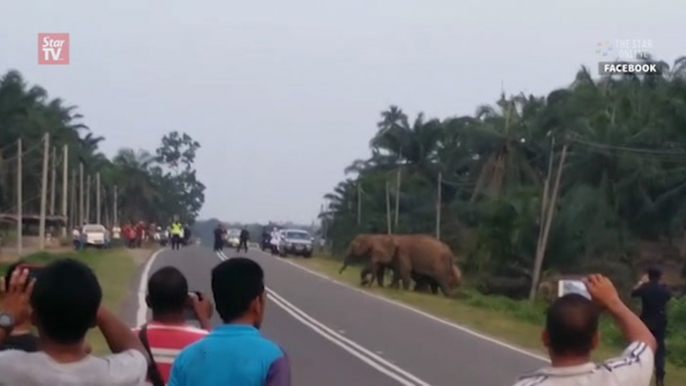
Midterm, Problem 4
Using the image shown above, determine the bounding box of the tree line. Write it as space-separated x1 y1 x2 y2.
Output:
322 56 686 299
0 70 205 231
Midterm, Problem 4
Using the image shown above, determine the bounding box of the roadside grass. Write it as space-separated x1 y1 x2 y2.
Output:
294 254 686 385
0 248 137 355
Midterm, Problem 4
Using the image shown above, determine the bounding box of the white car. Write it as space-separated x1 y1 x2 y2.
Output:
82 224 110 248
278 229 314 258
225 229 241 248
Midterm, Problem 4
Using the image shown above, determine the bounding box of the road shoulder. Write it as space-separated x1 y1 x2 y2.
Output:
290 254 686 384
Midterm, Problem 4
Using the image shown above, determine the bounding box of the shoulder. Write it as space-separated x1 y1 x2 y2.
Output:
254 337 288 362
102 349 148 370
598 342 654 383
0 349 31 364
512 369 549 386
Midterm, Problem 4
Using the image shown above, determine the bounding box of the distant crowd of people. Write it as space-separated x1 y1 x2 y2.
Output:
0 256 289 385
213 224 250 253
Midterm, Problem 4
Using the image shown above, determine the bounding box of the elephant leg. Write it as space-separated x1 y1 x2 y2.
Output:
396 257 412 291
375 265 386 287
430 280 439 295
360 264 373 286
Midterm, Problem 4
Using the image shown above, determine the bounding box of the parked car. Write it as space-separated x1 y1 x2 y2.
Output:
278 229 314 258
82 224 110 248
226 229 241 248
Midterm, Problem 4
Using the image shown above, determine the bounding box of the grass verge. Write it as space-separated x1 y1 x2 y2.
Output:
0 248 138 355
295 254 686 385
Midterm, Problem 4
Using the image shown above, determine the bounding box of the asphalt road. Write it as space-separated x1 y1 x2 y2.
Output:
128 245 546 386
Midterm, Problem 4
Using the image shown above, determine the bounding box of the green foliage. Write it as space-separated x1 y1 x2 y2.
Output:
0 70 204 225
323 58 686 366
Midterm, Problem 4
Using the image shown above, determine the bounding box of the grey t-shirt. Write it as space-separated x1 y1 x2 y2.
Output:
0 349 147 386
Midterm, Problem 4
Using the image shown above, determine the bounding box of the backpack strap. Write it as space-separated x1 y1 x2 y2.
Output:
138 323 166 386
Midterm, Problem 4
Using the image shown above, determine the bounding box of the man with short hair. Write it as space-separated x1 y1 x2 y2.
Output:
134 266 213 385
237 228 249 253
168 258 291 386
0 258 149 385
632 267 672 386
514 274 657 386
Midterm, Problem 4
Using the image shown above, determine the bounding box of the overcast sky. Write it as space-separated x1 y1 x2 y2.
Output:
1 0 682 224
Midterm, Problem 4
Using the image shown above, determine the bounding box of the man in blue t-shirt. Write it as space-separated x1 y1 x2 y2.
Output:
168 258 291 386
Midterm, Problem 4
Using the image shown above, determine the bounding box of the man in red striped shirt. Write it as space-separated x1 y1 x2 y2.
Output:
133 266 213 384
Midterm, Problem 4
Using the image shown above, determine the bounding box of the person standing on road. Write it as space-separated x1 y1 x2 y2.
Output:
134 267 213 385
170 220 183 250
631 267 672 386
213 224 224 252
0 259 150 385
270 229 280 255
514 274 656 386
168 258 291 386
237 229 249 253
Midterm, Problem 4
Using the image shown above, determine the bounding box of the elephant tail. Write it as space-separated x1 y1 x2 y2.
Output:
339 261 349 274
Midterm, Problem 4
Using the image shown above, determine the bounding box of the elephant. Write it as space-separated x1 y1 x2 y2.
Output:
387 234 462 297
339 234 397 287
339 234 462 297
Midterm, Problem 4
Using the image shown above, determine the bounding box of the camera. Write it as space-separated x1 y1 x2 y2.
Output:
557 279 591 300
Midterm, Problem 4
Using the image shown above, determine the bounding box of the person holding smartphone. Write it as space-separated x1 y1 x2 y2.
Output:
514 274 656 386
632 267 672 386
134 266 213 386
0 262 39 353
0 259 150 385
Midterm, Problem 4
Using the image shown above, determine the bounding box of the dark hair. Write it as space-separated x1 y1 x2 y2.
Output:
212 258 264 322
30 259 102 344
546 294 600 356
648 267 662 282
147 266 189 314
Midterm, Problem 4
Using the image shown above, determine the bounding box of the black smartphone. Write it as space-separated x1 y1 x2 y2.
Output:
183 290 202 320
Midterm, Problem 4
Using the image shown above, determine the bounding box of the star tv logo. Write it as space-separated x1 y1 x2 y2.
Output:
38 33 69 65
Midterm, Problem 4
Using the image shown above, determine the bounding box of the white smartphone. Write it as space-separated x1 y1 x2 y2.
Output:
557 279 591 300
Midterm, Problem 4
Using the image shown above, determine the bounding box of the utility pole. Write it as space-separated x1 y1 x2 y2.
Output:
38 133 49 251
385 180 392 234
96 172 101 224
113 185 118 226
70 169 76 230
61 145 68 238
436 172 442 239
356 182 361 226
50 146 56 215
16 138 22 257
79 162 84 226
529 141 569 301
394 150 402 228
85 174 91 224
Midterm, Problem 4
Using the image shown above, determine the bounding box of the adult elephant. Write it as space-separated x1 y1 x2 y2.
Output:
388 234 461 297
339 234 397 287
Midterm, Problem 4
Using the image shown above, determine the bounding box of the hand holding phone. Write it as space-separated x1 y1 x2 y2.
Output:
186 291 213 321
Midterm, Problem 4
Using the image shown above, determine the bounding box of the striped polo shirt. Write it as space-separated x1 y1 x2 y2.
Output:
133 321 208 384
513 341 654 386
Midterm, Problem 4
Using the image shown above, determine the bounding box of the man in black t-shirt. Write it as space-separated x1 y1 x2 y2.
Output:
0 262 39 352
213 225 225 252
631 267 672 386
237 229 249 253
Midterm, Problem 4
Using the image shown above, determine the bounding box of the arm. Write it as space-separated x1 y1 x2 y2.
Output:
96 307 151 364
606 299 656 353
266 354 291 386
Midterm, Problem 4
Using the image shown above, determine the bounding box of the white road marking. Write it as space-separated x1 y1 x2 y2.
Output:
217 252 431 386
257 249 550 364
136 248 167 326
